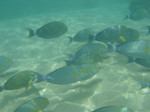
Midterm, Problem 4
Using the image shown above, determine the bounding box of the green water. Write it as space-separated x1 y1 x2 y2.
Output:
0 0 150 112
0 0 128 20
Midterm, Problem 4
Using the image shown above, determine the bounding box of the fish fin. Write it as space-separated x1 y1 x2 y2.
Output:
45 75 54 82
123 15 129 20
0 86 4 92
28 80 33 87
127 57 135 63
147 25 150 34
119 36 126 42
68 36 73 44
34 72 46 83
139 82 150 90
107 43 116 52
65 60 73 65
73 72 78 79
5 58 13 63
25 28 35 38
25 80 32 90
92 105 122 112
88 34 95 43
24 80 32 90
66 53 75 59
64 53 75 65
38 109 43 112
0 64 4 69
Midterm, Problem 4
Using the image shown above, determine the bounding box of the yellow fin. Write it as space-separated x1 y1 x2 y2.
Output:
102 45 107 49
38 110 43 112
89 58 94 63
145 46 150 54
137 38 150 41
28 80 33 87
99 53 102 58
119 36 126 42
5 59 13 63
0 65 4 69
94 65 99 70
73 72 78 78
80 69 91 75
24 80 32 90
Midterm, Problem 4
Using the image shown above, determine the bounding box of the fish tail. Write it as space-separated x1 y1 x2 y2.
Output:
107 44 116 52
146 25 150 34
36 73 47 83
45 75 53 82
0 86 4 92
65 60 73 65
138 82 150 90
127 57 136 63
123 15 129 20
26 28 35 38
68 36 73 44
88 34 95 43
64 53 75 65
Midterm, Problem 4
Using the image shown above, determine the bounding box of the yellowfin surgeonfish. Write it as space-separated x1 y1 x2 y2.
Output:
66 43 108 65
45 63 100 84
14 96 49 112
27 21 68 39
0 70 45 92
117 40 150 58
95 25 139 46
119 36 126 42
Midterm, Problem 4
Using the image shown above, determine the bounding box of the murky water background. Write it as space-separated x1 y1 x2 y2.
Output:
0 0 150 112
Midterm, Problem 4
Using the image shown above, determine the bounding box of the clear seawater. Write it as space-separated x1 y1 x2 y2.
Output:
0 0 150 112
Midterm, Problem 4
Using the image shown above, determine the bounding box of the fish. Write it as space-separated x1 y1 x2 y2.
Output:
0 56 13 74
27 21 68 39
92 105 134 112
125 9 148 21
116 40 150 59
95 25 139 46
133 58 150 68
128 0 150 15
0 70 45 92
139 82 150 90
130 73 150 90
14 96 49 112
45 63 100 84
69 28 95 43
127 57 150 68
66 42 108 65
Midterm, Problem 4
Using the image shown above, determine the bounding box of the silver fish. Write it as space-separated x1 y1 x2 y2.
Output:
117 40 150 58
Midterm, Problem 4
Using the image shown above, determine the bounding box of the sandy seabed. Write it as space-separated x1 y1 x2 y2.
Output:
0 3 150 112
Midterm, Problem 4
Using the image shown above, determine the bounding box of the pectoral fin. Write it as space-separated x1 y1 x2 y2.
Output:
38 109 43 112
25 80 33 90
28 80 33 87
